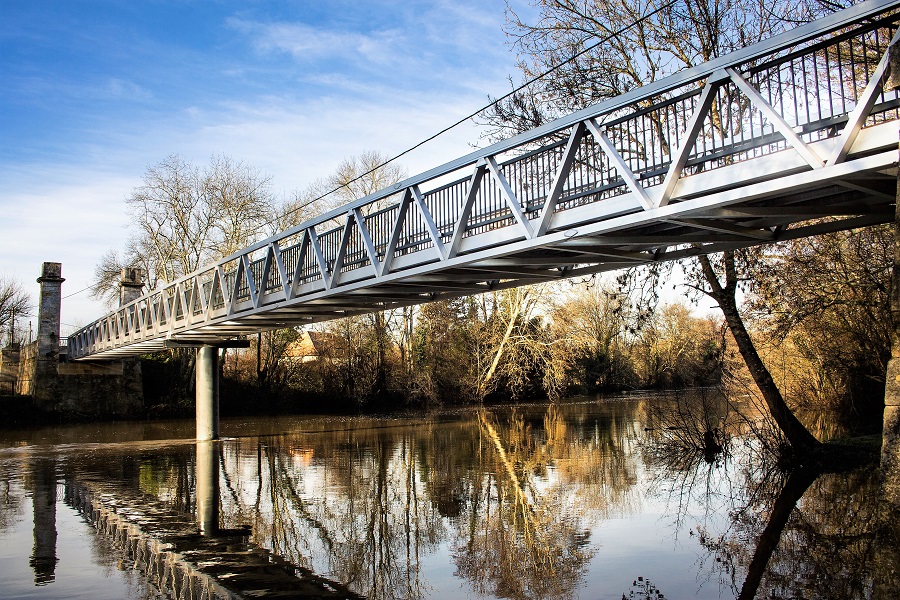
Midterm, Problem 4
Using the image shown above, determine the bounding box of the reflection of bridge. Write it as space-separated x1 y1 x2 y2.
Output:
59 0 899 437
64 442 362 600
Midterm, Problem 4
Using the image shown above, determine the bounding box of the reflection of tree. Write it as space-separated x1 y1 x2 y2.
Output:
191 404 649 599
642 390 732 461
215 426 446 599
0 461 24 532
678 448 900 598
639 393 900 598
737 467 900 599
452 405 642 599
136 452 194 513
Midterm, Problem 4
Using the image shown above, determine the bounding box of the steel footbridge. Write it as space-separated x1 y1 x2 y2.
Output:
69 0 900 361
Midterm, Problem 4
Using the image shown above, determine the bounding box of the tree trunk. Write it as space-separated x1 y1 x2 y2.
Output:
374 311 387 398
479 291 527 398
699 254 821 455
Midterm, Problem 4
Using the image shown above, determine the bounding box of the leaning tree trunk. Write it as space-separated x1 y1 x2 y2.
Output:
699 253 822 455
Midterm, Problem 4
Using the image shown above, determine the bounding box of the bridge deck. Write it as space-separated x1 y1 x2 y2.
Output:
70 0 900 360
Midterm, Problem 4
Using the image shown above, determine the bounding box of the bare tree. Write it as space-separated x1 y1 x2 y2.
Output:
204 154 274 258
326 150 407 207
484 0 841 454
275 150 408 234
0 276 31 347
92 154 277 301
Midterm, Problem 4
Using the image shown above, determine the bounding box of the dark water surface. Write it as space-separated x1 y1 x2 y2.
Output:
0 395 894 599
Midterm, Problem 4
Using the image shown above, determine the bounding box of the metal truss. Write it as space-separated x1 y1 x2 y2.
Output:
70 0 900 360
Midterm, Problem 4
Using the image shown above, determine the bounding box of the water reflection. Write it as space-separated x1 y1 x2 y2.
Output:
29 457 58 585
195 441 219 536
0 396 897 599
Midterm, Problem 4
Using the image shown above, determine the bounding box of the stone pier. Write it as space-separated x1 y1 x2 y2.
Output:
884 40 900 502
30 262 64 410
15 263 144 417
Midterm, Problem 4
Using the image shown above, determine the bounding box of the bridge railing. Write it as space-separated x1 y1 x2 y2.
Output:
68 0 900 359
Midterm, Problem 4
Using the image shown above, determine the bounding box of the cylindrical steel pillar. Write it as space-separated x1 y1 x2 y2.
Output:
195 346 219 441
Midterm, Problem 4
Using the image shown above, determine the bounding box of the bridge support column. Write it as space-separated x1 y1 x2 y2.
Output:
195 346 219 442
165 338 248 441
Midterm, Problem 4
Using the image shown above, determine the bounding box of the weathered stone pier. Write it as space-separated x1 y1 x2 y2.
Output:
5 262 143 417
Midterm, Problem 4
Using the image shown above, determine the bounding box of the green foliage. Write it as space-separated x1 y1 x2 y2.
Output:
412 298 479 403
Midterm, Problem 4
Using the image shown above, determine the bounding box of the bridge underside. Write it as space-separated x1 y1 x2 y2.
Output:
79 126 897 359
69 0 900 361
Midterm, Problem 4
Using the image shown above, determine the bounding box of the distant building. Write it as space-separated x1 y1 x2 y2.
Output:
284 331 337 363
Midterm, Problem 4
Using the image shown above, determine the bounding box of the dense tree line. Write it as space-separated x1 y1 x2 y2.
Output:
219 283 725 411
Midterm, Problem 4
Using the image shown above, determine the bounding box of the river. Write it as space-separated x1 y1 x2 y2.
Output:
0 393 895 599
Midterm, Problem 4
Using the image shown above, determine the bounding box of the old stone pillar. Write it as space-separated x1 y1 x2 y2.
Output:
118 267 144 307
117 268 145 416
196 346 219 441
32 262 64 408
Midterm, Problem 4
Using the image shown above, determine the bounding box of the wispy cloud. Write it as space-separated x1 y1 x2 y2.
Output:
228 18 405 65
105 78 153 102
1 0 524 327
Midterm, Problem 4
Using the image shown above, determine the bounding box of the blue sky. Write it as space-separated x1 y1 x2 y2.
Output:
0 0 528 332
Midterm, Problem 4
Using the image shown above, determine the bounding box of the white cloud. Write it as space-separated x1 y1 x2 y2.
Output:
168 92 491 191
228 18 404 65
0 168 137 334
106 78 153 102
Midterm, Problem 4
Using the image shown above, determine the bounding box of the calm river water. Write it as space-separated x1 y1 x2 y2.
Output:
0 394 895 599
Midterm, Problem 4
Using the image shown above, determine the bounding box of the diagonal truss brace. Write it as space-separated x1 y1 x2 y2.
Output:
829 29 900 165
727 67 824 169
446 160 488 259
584 118 653 210
485 156 534 239
536 122 586 236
